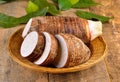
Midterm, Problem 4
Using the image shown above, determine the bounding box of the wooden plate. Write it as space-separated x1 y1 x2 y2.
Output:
8 28 107 73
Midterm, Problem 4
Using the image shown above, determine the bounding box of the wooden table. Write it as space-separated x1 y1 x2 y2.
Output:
0 0 120 82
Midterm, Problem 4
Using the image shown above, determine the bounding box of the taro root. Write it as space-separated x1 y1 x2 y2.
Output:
20 31 45 62
34 32 58 66
53 33 91 68
22 16 102 44
20 31 58 66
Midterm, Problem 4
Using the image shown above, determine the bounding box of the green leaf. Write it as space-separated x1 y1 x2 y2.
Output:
0 0 15 4
73 0 99 8
48 3 60 15
0 0 6 4
0 14 19 28
3 0 15 2
19 8 48 23
58 0 72 10
0 8 48 28
31 0 48 10
73 3 98 8
68 0 79 5
80 0 96 3
31 0 59 15
52 0 58 3
26 1 39 14
76 10 111 23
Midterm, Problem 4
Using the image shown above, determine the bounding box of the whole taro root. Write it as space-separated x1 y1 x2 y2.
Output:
22 16 102 44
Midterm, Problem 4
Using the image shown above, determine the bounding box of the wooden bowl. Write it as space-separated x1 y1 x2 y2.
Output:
8 28 107 73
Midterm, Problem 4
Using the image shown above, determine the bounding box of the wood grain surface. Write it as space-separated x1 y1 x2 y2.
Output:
0 0 120 82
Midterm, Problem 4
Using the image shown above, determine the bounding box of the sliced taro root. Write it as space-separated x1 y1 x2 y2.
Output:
33 32 58 66
21 31 58 66
22 18 33 38
20 31 45 62
53 33 91 68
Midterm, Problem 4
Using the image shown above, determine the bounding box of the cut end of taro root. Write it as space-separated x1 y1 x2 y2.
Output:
20 31 38 57
54 34 68 68
88 20 102 40
22 18 33 38
34 32 51 65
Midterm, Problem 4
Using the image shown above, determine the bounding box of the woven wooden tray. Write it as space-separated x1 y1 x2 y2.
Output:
8 28 107 73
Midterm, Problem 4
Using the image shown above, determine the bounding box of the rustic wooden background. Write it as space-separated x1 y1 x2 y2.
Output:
0 0 120 82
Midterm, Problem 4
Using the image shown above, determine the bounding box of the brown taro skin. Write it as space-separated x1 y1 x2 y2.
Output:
60 34 91 67
36 34 59 66
29 16 91 44
26 34 45 62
